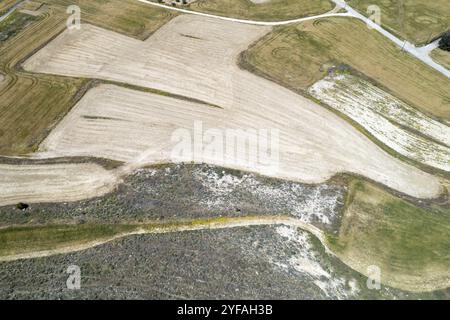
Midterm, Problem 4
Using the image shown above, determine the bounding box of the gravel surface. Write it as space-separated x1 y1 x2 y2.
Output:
1 225 444 299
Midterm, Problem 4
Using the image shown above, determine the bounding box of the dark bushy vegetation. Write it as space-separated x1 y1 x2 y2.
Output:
16 202 29 211
439 30 450 51
0 12 37 42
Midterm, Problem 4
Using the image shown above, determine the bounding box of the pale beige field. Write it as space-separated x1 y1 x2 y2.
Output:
24 16 443 199
0 163 117 207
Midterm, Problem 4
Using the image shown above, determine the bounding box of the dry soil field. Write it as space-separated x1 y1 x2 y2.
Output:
22 16 443 199
0 163 116 206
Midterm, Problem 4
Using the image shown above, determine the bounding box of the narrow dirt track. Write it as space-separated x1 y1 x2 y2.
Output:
0 216 326 262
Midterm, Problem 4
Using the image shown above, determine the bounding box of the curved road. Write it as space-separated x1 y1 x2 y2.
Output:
138 0 450 79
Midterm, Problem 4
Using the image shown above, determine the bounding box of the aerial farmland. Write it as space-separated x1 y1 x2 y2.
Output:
0 0 449 302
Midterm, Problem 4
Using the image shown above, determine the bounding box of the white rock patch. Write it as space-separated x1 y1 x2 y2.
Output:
193 167 343 226
309 74 450 171
274 225 359 299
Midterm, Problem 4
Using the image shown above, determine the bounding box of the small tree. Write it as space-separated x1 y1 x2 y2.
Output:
16 202 29 210
438 30 450 51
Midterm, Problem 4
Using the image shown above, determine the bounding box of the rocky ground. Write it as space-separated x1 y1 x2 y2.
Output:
0 163 346 233
1 225 444 300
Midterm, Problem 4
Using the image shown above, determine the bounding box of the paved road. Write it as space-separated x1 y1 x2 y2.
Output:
138 0 450 79
138 0 351 25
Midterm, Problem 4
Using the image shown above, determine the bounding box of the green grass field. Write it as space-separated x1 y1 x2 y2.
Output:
347 0 450 45
327 179 450 292
188 0 334 21
242 18 450 121
0 11 38 42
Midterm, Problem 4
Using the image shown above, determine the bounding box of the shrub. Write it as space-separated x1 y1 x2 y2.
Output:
438 30 450 51
16 202 29 210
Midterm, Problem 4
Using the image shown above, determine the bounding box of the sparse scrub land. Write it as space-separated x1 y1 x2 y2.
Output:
188 0 334 21
242 18 450 121
327 179 450 292
0 164 345 231
347 0 450 45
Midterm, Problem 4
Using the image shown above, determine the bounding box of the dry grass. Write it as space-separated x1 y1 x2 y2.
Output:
309 74 450 172
47 0 176 40
431 48 450 70
19 1 45 12
243 17 450 121
188 0 334 21
0 224 137 257
327 179 450 292
0 0 176 156
347 0 450 45
0 8 84 155
22 16 443 199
